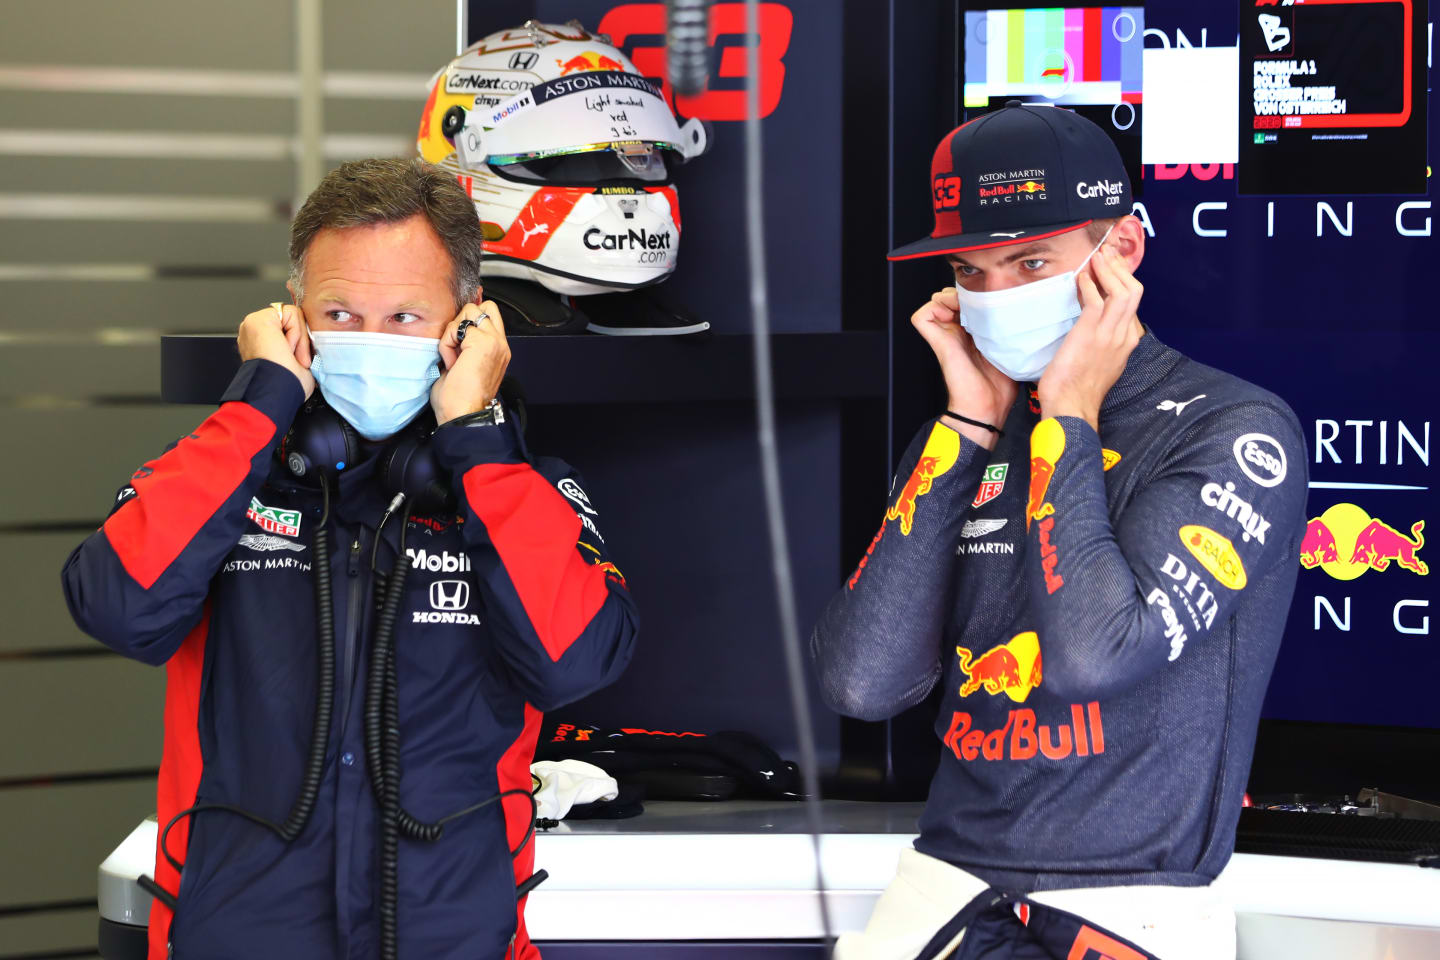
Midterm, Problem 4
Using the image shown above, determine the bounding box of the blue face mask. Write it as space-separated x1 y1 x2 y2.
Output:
307 330 442 441
956 225 1112 382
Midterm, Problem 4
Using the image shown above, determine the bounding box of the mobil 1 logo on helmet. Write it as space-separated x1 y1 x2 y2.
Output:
1233 433 1286 488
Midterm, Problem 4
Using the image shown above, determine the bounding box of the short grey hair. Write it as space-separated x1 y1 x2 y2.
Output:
288 157 483 306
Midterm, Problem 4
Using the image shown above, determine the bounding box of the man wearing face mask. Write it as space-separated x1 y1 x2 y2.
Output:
63 158 637 960
812 104 1307 959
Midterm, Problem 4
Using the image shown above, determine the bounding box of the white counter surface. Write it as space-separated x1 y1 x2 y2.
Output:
101 801 1440 957
524 800 1440 955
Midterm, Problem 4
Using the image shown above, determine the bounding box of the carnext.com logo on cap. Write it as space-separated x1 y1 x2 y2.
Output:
1075 179 1126 205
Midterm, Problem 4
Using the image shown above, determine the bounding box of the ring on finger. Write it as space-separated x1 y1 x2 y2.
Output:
456 311 490 344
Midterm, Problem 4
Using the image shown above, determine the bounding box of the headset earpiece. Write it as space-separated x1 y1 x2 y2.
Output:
378 429 456 516
282 397 360 483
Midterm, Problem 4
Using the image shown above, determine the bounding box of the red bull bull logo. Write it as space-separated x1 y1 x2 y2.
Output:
557 50 626 75
943 702 1105 762
593 561 627 586
957 632 1043 702
849 423 961 590
1017 180 1046 193
1027 419 1066 531
1300 503 1428 579
886 423 962 537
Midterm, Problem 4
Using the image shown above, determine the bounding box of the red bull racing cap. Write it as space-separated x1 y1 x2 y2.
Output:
888 101 1132 259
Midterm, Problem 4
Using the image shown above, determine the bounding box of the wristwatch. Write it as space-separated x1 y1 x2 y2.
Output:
435 397 505 432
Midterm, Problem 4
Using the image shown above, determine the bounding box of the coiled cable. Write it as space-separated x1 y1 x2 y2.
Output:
159 479 335 868
365 505 542 959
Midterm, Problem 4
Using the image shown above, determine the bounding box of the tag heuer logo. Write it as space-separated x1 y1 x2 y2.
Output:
247 497 302 537
972 463 1009 508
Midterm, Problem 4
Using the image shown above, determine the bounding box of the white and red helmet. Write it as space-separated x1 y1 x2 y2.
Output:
417 20 708 296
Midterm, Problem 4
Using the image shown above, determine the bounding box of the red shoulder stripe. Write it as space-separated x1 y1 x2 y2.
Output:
461 464 612 662
148 606 209 960
104 402 277 590
498 703 544 960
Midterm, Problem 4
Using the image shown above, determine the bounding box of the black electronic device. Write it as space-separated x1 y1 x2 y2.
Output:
280 382 529 515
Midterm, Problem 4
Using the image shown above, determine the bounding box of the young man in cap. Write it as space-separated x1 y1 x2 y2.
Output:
812 103 1308 959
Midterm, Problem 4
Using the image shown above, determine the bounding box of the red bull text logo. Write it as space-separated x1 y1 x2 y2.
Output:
1300 503 1428 579
957 632 1043 702
551 723 594 743
557 50 626 75
849 423 962 589
1038 517 1063 594
1027 419 1066 532
943 703 1106 762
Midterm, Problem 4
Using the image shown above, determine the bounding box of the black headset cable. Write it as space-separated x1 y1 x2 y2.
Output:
157 479 336 877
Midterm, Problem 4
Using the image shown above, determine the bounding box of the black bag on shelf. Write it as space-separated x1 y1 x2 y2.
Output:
536 721 803 801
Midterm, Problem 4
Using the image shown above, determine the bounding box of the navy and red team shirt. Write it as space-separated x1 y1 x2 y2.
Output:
63 358 637 960
813 331 1308 894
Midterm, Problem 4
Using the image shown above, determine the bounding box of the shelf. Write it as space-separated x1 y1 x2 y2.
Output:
160 333 887 405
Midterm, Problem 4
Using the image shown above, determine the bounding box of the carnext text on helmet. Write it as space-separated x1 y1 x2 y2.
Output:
583 228 673 251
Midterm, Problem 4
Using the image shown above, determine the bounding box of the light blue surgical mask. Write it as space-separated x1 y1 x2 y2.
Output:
307 329 441 441
956 225 1113 382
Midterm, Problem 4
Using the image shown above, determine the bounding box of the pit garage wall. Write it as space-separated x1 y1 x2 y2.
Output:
0 1 461 955
881 0 1440 797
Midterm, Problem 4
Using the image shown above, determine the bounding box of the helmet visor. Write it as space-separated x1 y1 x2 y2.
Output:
490 142 673 184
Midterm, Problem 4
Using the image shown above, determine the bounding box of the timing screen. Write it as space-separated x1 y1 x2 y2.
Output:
1239 0 1425 194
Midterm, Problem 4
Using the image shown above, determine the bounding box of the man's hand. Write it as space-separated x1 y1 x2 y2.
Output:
238 303 315 399
432 301 510 426
1037 248 1143 430
911 287 1017 450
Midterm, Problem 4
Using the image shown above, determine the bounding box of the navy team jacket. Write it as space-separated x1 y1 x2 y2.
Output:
62 359 638 960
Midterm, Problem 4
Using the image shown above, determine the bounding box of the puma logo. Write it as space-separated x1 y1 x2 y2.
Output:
1156 394 1206 416
518 219 551 245
989 231 1024 238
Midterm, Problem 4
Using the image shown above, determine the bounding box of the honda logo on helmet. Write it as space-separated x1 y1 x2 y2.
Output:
429 580 470 611
508 51 539 70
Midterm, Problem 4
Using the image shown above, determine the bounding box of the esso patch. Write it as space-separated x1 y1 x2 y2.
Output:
1233 433 1287 488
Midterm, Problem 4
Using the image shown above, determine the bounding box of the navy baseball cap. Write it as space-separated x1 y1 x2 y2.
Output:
888 102 1132 260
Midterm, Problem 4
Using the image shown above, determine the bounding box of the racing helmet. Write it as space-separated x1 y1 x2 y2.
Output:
417 20 708 296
